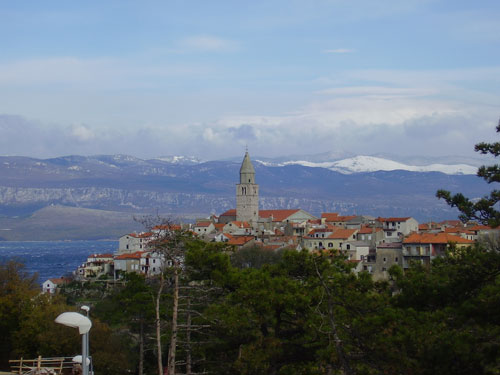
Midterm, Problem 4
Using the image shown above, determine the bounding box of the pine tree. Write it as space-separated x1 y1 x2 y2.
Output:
437 118 500 227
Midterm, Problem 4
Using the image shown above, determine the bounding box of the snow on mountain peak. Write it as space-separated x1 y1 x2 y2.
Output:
258 155 477 175
154 155 203 165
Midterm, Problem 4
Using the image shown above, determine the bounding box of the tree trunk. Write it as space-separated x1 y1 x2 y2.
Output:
315 260 354 375
186 296 192 375
168 266 179 375
156 272 165 375
139 319 144 375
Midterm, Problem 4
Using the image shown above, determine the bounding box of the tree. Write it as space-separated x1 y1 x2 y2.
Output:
437 118 500 227
93 272 155 375
0 260 39 369
385 245 500 375
137 215 195 375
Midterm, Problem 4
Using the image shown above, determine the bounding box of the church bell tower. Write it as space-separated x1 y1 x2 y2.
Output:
236 151 259 224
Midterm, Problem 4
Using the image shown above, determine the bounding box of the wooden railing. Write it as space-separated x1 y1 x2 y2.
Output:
8 356 76 374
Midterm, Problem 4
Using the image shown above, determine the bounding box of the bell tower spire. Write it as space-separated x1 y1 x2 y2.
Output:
236 151 259 225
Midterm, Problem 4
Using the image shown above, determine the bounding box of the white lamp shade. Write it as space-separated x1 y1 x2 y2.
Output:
72 355 91 365
55 312 92 334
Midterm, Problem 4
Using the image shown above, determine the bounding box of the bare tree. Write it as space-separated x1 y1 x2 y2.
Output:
138 215 191 375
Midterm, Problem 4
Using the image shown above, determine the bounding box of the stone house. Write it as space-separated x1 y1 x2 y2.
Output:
42 277 68 294
402 233 474 269
377 217 419 242
118 232 152 254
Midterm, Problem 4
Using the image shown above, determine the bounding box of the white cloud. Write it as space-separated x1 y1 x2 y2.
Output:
70 124 95 141
202 127 215 141
1 64 498 160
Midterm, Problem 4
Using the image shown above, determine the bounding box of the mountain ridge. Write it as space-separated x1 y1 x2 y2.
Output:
0 154 490 225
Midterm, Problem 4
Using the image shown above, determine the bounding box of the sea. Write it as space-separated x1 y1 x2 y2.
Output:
0 241 118 284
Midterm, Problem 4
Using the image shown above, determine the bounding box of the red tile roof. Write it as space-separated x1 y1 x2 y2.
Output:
309 228 334 235
378 217 411 222
403 233 474 244
259 209 301 222
357 226 381 234
227 236 254 246
443 228 473 235
89 253 113 258
327 229 357 239
195 221 212 227
115 251 144 260
321 213 339 221
222 233 234 240
329 215 357 222
227 221 251 228
466 225 492 231
220 209 236 217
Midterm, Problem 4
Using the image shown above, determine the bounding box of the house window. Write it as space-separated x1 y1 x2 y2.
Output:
346 244 351 250
382 267 387 272
126 245 129 249
395 257 398 262
328 243 333 248
383 257 387 263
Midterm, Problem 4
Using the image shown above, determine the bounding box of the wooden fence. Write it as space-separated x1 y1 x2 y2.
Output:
8 356 76 375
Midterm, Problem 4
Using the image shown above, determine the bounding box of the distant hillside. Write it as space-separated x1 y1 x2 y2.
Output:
0 205 143 241
0 154 492 240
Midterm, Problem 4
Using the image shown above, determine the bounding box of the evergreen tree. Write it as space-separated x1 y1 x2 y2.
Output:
437 118 500 227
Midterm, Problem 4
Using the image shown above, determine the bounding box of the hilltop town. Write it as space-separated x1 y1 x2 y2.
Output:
42 151 497 293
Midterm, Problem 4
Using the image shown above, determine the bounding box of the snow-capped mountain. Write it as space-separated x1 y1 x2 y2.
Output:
256 155 478 175
153 155 203 165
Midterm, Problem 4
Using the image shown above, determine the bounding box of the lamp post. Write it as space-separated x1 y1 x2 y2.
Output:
81 305 91 373
55 312 92 375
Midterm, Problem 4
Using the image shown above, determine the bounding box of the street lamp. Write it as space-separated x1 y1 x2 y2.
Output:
80 305 91 372
55 312 92 375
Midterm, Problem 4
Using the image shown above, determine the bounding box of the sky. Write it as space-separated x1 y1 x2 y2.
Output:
0 0 499 161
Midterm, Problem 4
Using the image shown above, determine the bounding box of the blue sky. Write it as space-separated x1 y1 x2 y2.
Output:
0 0 499 160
